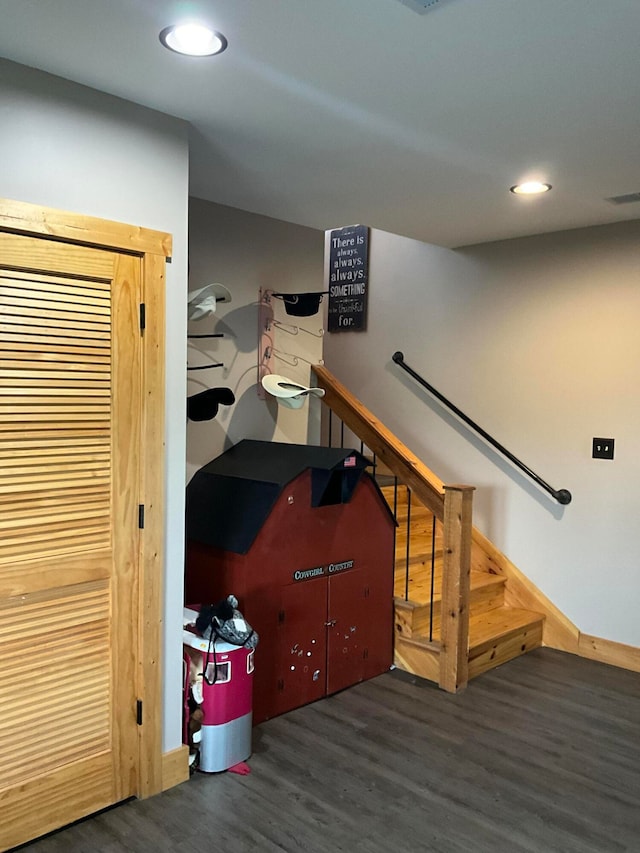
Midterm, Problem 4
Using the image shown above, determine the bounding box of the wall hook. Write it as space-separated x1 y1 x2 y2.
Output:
187 362 224 371
270 319 324 338
270 346 324 368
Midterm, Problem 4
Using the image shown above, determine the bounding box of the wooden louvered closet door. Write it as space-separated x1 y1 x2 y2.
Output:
0 232 141 850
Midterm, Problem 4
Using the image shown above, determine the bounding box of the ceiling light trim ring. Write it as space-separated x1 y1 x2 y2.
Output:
159 24 228 57
510 182 553 195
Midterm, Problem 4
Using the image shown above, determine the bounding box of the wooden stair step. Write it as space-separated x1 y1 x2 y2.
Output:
381 477 543 684
394 568 504 608
394 571 506 639
393 633 440 684
387 504 434 521
469 605 543 644
394 529 443 555
385 490 433 518
380 485 431 509
396 522 442 553
395 538 440 558
395 545 443 561
392 515 437 534
394 551 443 573
394 605 544 685
467 606 544 679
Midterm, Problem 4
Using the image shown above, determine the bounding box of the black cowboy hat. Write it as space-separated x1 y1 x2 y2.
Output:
273 291 327 317
187 387 235 421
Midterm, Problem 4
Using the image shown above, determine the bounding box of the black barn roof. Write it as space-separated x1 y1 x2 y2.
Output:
186 439 375 554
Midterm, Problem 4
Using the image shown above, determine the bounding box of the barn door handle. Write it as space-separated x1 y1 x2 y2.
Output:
324 619 337 627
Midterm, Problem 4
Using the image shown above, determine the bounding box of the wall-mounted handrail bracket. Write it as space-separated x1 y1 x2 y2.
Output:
391 351 572 505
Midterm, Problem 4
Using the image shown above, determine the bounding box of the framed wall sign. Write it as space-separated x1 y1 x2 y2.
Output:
328 224 369 332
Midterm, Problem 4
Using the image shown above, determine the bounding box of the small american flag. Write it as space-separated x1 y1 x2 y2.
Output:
344 456 356 468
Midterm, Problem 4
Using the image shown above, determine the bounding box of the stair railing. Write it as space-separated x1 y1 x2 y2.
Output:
391 352 572 505
313 364 474 692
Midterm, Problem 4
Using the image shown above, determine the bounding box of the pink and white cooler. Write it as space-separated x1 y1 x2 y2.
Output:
183 607 254 773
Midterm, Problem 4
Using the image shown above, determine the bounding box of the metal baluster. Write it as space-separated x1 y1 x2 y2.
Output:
404 487 411 601
429 514 436 642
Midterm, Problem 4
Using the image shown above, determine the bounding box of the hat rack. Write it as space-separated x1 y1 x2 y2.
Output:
187 285 230 375
187 331 225 370
258 287 325 400
268 318 324 338
187 362 224 371
258 288 274 398
187 332 224 339
263 345 323 368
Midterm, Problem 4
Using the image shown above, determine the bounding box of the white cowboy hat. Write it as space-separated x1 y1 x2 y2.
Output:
261 374 325 409
187 283 232 320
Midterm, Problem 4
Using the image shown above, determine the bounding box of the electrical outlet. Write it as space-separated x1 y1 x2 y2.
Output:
592 437 614 460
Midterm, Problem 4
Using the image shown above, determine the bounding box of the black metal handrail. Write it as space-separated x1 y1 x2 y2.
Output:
392 351 572 505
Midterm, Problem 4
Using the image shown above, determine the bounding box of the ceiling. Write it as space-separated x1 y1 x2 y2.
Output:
1 0 639 248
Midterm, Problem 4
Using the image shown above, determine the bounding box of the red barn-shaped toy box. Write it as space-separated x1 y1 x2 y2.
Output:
185 440 396 724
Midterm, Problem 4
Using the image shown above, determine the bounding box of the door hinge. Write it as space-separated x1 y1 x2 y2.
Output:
139 302 146 332
138 504 145 529
136 699 143 726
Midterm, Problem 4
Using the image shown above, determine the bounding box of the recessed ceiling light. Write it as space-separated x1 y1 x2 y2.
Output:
510 181 552 195
159 23 228 57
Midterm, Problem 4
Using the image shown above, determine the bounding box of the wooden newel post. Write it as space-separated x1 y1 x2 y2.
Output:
439 484 475 693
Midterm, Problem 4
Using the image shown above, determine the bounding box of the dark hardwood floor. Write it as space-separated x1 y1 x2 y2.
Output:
18 649 640 852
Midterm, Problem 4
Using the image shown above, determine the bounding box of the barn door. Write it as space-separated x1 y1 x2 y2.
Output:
326 570 368 695
0 230 143 850
326 568 393 696
276 579 327 717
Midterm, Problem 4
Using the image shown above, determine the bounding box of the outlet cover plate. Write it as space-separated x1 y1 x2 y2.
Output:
592 437 614 459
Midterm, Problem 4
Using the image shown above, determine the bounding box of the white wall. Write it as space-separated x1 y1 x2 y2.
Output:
187 197 325 483
0 59 189 751
323 220 640 647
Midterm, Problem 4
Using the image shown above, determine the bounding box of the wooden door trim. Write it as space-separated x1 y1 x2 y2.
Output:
0 197 171 800
0 198 172 258
137 249 168 796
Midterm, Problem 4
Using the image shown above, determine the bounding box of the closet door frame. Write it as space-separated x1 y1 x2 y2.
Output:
0 197 172 799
